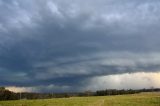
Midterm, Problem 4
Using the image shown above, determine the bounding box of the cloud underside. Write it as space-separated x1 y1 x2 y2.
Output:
1 0 160 92
6 72 160 92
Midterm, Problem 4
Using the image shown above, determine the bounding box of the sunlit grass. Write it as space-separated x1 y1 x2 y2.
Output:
103 92 160 106
0 92 159 106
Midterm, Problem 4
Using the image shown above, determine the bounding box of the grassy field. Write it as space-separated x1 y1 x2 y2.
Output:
0 92 159 106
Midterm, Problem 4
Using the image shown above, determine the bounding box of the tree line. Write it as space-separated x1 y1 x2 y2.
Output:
95 88 160 96
0 87 160 100
0 87 69 100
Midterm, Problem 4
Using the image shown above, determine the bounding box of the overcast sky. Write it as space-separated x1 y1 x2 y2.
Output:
1 0 160 92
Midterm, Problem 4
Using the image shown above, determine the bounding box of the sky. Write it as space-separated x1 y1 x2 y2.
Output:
0 0 160 93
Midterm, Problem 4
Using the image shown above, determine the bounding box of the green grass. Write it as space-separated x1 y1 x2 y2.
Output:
0 92 159 106
102 92 160 106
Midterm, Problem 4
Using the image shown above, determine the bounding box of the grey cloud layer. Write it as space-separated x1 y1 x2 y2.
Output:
0 0 160 92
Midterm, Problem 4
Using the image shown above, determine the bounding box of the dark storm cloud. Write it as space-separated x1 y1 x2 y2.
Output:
1 0 160 92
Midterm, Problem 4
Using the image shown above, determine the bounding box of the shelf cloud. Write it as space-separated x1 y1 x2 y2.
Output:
1 0 160 92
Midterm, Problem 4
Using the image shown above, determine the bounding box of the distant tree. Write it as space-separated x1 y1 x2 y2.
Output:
84 90 92 96
0 87 5 90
